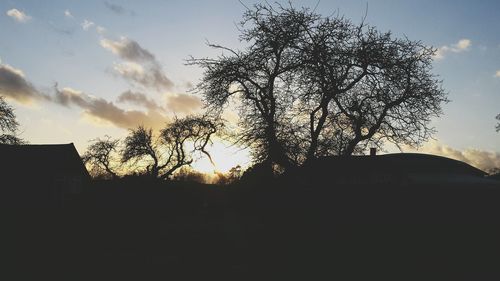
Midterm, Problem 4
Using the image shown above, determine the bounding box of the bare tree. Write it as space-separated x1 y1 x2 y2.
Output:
82 136 120 179
0 96 25 144
191 3 447 168
122 116 221 179
300 18 447 157
122 126 159 177
189 4 319 169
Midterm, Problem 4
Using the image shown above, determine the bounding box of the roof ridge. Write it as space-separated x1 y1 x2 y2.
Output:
0 143 74 147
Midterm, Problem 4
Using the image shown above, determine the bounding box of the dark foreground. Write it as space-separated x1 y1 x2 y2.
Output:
3 178 500 280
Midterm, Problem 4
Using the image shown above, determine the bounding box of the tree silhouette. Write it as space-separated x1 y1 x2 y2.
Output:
298 15 447 157
190 3 447 169
0 96 25 144
189 4 318 169
82 136 120 179
121 116 221 179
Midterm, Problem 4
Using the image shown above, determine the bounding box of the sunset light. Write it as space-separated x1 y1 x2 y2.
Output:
2 1 500 278
1 1 499 177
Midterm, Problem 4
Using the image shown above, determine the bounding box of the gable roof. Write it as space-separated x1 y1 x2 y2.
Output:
0 143 90 179
305 153 487 177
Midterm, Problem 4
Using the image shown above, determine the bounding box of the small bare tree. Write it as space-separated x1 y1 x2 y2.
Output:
122 116 221 179
82 136 120 179
0 96 25 144
121 126 159 177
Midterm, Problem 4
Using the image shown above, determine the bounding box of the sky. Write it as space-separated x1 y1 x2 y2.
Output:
0 0 499 172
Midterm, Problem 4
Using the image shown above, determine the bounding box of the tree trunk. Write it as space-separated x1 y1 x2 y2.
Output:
306 104 329 162
343 139 359 156
151 167 159 179
265 125 293 170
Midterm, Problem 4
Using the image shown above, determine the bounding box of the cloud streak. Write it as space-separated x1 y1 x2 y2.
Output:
0 62 171 130
434 39 471 60
105 2 125 14
100 37 155 63
6 9 31 23
117 90 163 111
100 37 173 91
54 87 168 130
104 1 133 15
48 21 75 36
166 94 203 114
0 62 48 104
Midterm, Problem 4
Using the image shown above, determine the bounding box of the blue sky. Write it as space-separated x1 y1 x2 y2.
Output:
1 0 499 172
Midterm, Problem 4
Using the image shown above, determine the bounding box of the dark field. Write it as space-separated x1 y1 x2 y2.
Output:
3 178 500 280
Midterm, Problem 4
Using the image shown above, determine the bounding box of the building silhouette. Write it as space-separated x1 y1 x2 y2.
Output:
0 143 89 206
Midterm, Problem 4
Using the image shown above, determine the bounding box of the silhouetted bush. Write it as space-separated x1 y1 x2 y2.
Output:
172 166 209 183
212 165 243 185
239 162 277 184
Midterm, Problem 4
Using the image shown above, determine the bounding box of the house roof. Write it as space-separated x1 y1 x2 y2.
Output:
0 143 90 179
304 153 487 177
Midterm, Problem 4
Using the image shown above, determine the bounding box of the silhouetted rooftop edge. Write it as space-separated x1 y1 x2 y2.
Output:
0 142 90 179
0 142 76 148
304 153 487 177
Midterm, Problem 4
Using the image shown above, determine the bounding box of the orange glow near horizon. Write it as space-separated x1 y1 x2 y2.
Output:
190 140 251 174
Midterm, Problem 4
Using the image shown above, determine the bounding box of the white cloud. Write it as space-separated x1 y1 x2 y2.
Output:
96 26 106 35
64 9 73 18
3 63 25 77
455 39 471 50
81 19 95 31
113 61 145 78
434 38 471 60
494 70 500 78
6 8 31 23
115 62 144 73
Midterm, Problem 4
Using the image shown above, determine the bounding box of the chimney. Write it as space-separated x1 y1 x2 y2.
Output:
370 148 376 156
